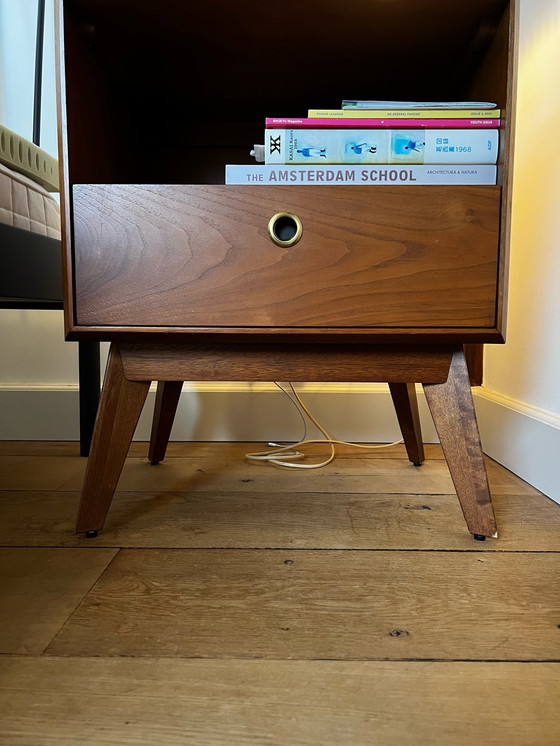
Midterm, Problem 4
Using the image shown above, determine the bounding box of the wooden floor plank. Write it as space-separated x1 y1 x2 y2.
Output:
127 441 448 460
0 441 558 743
55 455 538 495
1 489 559 550
0 440 446 459
0 456 86 491
172 442 448 460
46 549 560 660
0 441 83 457
0 548 118 654
1 657 559 746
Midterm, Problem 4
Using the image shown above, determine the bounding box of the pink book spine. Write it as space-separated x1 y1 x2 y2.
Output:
265 117 501 128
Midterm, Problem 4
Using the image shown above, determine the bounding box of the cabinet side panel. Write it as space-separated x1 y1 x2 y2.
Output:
495 0 518 338
54 0 75 336
467 0 518 337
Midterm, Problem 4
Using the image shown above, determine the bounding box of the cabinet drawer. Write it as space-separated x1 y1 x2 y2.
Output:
72 184 500 330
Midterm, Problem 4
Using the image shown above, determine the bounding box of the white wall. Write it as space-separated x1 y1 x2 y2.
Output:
485 0 560 413
476 0 560 501
0 0 558 502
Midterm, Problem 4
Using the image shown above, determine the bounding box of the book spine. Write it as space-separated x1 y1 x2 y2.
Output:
308 108 501 119
264 129 499 165
225 164 497 185
266 117 500 129
341 100 497 110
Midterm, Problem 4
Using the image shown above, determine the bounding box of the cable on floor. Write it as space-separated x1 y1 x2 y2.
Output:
245 382 403 469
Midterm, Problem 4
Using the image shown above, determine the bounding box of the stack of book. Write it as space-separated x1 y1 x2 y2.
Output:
225 101 500 185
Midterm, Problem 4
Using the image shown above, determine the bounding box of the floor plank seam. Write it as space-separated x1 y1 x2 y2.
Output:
39 549 122 657
3 545 557 553
33 653 560 663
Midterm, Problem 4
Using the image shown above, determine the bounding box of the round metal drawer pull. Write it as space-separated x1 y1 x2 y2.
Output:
267 212 303 247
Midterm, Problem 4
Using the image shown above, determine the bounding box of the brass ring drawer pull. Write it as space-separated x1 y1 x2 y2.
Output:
267 212 303 247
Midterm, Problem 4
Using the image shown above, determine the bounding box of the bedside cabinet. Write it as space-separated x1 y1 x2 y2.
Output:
56 0 517 540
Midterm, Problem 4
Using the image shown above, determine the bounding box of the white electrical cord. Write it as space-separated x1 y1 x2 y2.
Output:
246 382 404 469
269 382 308 446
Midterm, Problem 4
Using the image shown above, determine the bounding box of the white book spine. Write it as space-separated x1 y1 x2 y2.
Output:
263 129 498 164
225 164 497 185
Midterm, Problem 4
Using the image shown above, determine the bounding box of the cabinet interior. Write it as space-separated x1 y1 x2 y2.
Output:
60 0 512 186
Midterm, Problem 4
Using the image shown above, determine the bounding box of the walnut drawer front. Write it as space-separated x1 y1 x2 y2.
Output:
71 184 501 330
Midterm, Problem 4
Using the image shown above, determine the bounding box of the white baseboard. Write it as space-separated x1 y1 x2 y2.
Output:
0 383 437 444
1 384 557 503
0 386 80 440
473 388 560 504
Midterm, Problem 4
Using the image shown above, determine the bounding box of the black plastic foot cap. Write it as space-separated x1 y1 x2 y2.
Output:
473 533 486 541
85 530 99 538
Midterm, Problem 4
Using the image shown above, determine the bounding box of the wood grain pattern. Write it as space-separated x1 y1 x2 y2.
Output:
0 455 85 491
46 548 560 660
55 454 539 496
424 349 497 537
54 0 76 337
463 343 484 385
0 548 117 654
65 326 506 344
0 490 556 551
496 0 519 336
75 344 150 533
95 342 495 538
388 383 425 464
467 1 518 333
72 184 501 330
2 658 560 746
58 0 514 345
75 341 469 532
1 433 558 743
148 381 183 464
119 342 455 383
129 441 449 461
0 441 446 459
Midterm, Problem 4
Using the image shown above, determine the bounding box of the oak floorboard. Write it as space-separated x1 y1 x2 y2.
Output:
46 549 560 660
0 442 558 743
0 490 558 551
1 658 559 746
55 455 538 495
134 441 448 460
0 442 83 457
0 440 446 459
0 548 118 654
0 456 86 491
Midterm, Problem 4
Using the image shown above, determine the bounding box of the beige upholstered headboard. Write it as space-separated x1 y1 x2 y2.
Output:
0 161 60 238
0 124 59 193
0 125 60 238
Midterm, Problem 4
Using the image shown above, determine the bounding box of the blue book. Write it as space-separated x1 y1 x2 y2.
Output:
262 129 499 165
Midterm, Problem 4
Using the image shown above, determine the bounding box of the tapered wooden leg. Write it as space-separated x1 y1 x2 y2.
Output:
423 348 497 538
148 380 184 464
75 344 150 534
388 382 425 466
463 343 484 386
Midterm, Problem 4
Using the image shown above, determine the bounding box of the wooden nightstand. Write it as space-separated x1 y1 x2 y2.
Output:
56 0 517 540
